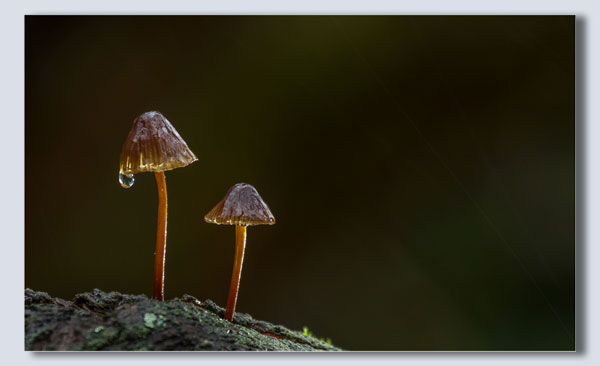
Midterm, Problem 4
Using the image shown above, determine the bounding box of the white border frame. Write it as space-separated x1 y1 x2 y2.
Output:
4 1 595 365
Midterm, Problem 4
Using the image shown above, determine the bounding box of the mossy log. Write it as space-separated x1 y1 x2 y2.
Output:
25 289 340 351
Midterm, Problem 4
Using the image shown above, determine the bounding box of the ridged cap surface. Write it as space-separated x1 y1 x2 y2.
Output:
120 111 197 174
205 183 276 226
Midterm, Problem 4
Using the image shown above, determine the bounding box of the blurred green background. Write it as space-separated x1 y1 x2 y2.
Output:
25 16 575 350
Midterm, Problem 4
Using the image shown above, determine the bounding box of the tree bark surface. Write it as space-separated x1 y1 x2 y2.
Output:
24 289 340 351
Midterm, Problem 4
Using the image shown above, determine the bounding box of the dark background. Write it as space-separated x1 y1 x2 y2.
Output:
25 16 575 350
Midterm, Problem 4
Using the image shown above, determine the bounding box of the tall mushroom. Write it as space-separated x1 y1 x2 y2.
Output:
205 183 275 321
119 111 197 301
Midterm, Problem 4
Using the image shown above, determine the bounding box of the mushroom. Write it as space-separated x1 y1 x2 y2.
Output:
119 111 197 301
204 183 275 321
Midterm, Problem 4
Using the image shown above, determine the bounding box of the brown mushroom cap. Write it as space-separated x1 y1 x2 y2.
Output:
205 183 276 226
120 111 198 174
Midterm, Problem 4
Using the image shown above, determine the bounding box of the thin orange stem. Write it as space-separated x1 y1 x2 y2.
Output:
153 171 168 301
225 225 247 321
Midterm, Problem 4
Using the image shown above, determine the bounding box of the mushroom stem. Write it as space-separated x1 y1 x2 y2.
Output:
153 171 168 301
225 225 247 321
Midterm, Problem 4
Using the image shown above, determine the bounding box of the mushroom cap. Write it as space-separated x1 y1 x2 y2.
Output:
120 111 198 174
205 183 276 226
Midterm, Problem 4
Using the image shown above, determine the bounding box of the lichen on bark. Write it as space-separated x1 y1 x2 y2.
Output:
24 289 340 351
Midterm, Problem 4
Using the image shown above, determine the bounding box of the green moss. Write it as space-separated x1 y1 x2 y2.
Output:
25 289 341 351
302 326 333 346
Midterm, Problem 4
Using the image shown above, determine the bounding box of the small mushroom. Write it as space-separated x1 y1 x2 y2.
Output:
119 111 197 301
205 183 275 321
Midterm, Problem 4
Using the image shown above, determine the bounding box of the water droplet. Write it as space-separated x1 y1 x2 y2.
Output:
119 172 135 188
